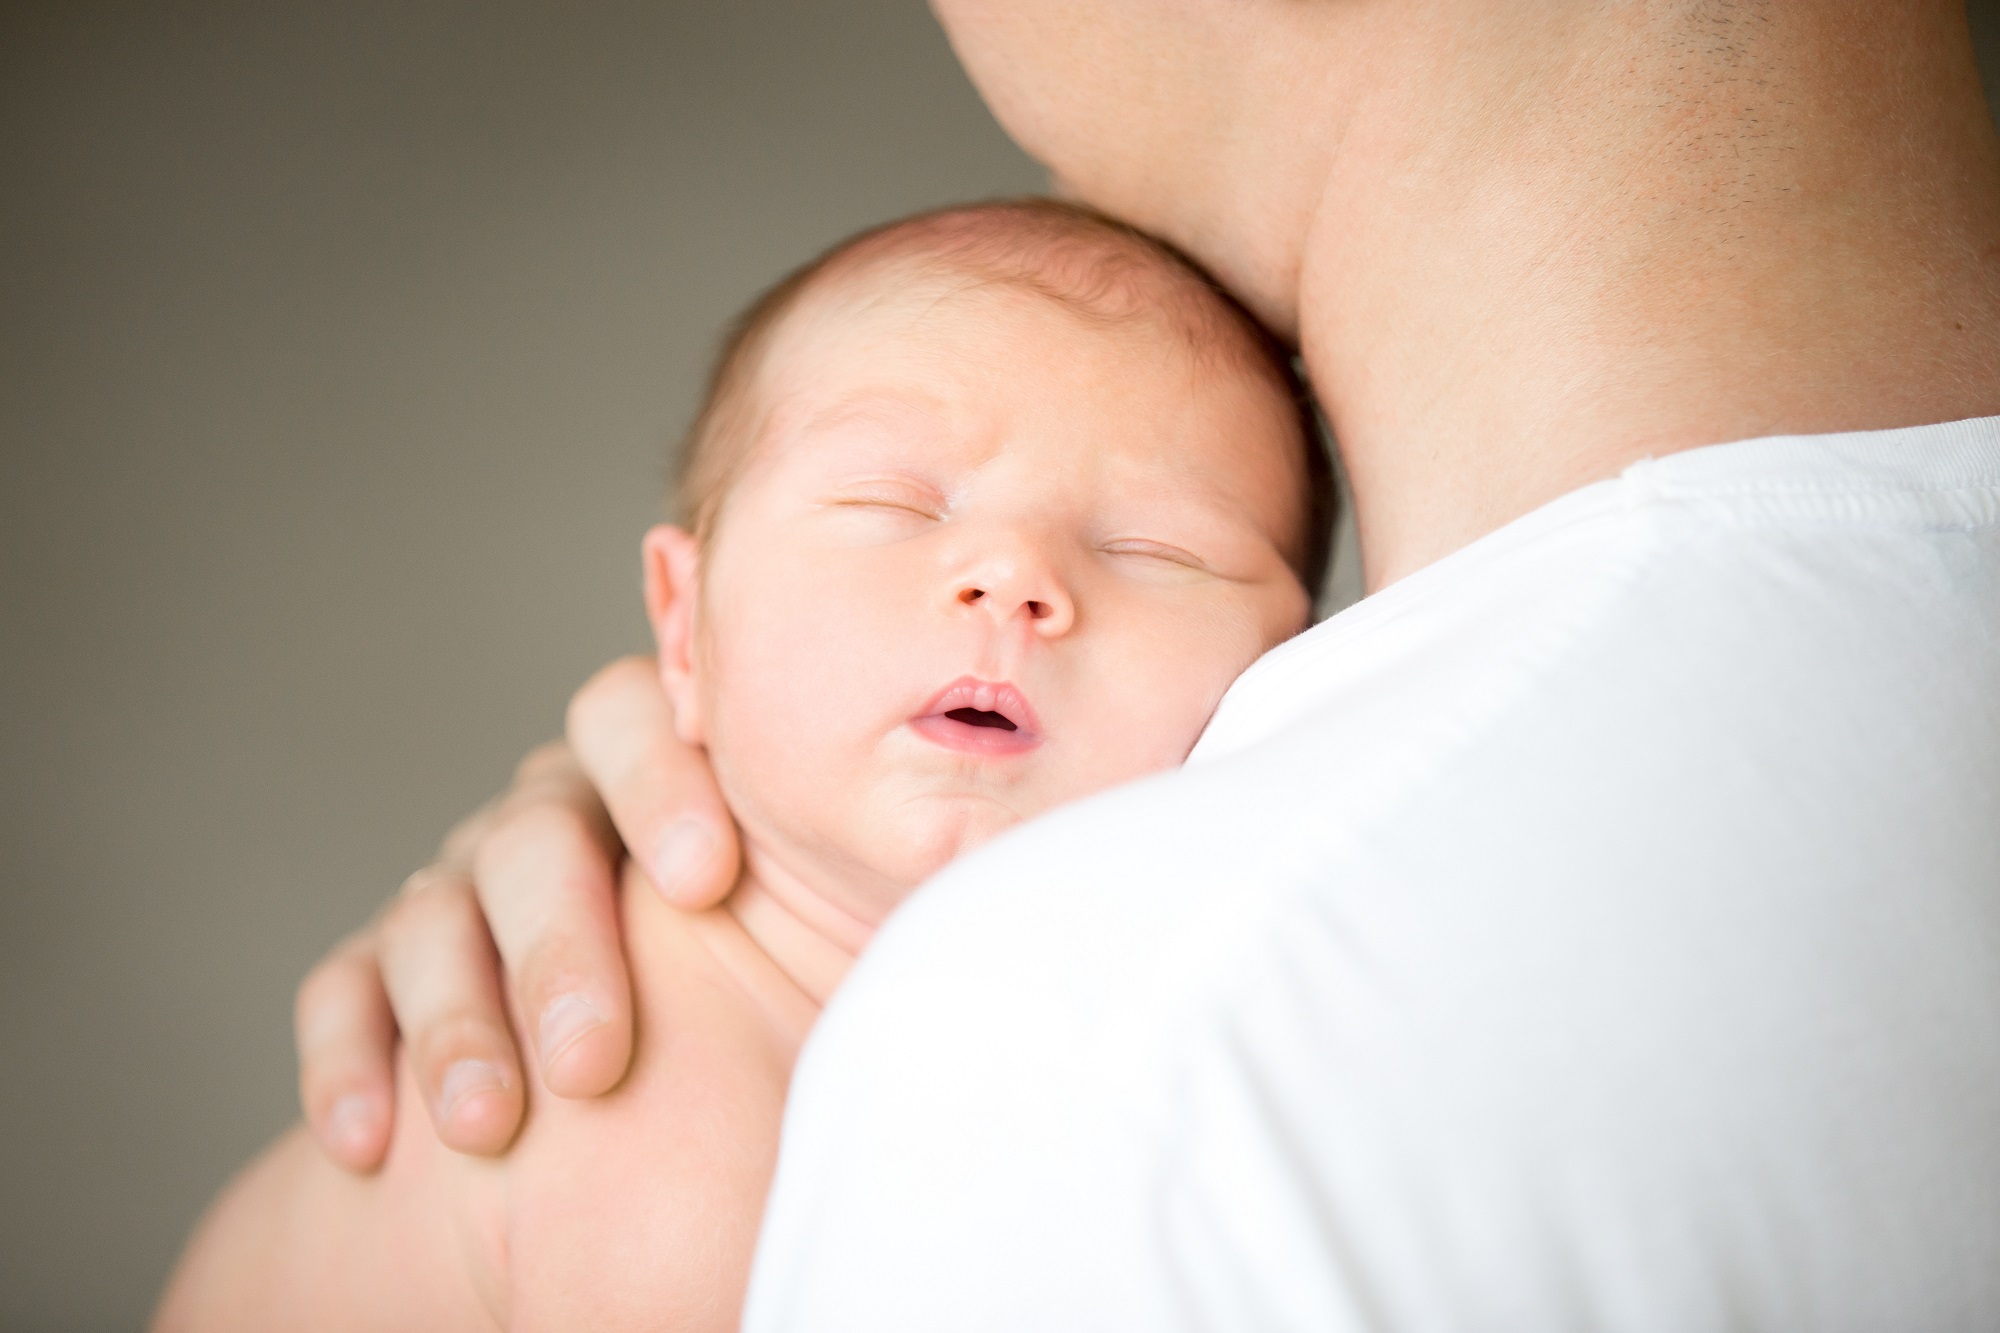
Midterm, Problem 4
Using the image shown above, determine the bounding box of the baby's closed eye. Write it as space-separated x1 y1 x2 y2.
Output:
819 478 948 529
1099 537 1213 576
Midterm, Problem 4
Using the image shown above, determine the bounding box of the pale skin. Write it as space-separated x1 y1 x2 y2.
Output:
294 0 2000 1191
155 253 1315 1328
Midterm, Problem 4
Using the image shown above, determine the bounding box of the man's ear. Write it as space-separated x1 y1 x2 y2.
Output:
641 524 706 746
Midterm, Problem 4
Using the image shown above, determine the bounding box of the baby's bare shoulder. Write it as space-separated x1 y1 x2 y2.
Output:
500 869 812 1332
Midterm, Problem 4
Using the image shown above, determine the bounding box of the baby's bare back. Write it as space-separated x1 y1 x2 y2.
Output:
157 866 814 1332
500 865 816 1330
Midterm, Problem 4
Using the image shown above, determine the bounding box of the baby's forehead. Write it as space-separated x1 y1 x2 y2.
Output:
754 262 1294 481
768 269 1172 390
764 231 1280 396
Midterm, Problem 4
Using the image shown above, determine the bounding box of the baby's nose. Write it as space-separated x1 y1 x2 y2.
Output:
952 553 1075 637
958 585 1057 621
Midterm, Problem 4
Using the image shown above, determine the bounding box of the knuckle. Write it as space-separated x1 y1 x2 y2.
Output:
513 739 578 786
567 656 657 745
296 951 349 1002
397 862 449 899
512 929 597 995
294 952 383 1056
294 958 347 1027
475 800 595 879
381 873 474 938
438 802 498 871
409 1013 510 1080
294 934 369 1012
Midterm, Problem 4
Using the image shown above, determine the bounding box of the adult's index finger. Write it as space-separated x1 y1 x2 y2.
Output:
567 656 741 911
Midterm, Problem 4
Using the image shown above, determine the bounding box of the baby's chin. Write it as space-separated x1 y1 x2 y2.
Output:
868 791 1033 890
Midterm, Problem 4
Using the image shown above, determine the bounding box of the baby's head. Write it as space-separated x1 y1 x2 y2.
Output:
643 199 1330 930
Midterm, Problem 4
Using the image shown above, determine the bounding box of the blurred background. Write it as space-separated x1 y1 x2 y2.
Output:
1 3 1997 1327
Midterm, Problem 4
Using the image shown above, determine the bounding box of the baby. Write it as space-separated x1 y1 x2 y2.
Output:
157 198 1332 1330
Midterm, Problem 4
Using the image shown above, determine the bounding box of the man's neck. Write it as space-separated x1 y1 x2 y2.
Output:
1296 0 2000 589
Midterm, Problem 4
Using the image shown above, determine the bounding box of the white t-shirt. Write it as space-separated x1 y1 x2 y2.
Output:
745 419 2000 1331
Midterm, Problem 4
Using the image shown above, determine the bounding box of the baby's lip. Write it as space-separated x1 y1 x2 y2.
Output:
910 677 1043 756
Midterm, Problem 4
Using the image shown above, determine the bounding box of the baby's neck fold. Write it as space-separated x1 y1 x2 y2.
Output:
724 847 879 1007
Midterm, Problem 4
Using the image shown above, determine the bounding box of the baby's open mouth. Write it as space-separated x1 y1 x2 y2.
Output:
912 678 1042 756
944 707 1016 731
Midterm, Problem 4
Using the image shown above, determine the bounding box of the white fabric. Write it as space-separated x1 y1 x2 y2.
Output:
745 419 2000 1332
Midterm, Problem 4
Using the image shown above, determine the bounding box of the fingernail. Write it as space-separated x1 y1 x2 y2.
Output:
438 1059 508 1124
325 1092 382 1156
538 992 605 1069
653 818 714 901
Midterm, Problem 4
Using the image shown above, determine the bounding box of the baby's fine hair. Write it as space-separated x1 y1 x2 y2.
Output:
673 197 1337 594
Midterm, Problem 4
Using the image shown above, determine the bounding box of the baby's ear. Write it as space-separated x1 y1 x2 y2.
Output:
641 524 706 746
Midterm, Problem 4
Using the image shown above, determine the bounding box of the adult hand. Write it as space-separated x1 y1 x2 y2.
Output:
292 657 741 1170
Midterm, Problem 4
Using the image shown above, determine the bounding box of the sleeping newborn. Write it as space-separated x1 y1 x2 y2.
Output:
157 198 1332 1331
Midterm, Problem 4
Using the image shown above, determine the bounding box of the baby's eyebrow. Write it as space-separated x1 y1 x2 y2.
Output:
793 389 952 439
762 389 969 479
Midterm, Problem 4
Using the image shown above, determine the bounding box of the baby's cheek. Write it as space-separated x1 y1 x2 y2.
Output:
702 603 891 828
1094 622 1251 770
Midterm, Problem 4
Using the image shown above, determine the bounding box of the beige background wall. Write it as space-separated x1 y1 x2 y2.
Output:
2 4 1997 1328
0 5 1043 1326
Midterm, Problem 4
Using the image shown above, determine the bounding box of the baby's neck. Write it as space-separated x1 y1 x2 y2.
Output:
723 845 879 1007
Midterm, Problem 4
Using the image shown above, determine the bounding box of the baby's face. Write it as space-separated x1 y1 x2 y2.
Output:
651 274 1311 927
